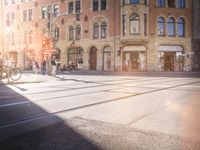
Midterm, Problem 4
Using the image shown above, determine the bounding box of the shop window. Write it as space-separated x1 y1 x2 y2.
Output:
177 0 185 8
68 2 74 14
93 23 99 39
101 22 107 38
130 13 140 34
157 17 165 36
67 47 83 69
76 25 81 40
177 18 185 37
69 26 74 40
93 0 98 11
11 12 15 23
157 0 165 7
167 17 175 37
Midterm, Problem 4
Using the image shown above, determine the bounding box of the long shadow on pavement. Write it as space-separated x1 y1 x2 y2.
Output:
0 83 100 150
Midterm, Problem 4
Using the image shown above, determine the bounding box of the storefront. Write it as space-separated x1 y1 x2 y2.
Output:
123 46 146 71
157 45 184 71
67 47 83 70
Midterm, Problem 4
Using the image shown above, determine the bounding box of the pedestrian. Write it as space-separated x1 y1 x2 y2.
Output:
34 59 40 74
51 56 57 75
41 58 47 75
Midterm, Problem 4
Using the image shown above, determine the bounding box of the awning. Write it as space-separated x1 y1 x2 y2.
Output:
158 46 183 52
123 46 146 52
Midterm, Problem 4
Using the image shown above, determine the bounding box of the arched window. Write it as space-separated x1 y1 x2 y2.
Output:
69 26 74 40
130 13 140 34
157 0 165 7
178 17 185 37
177 0 185 8
76 25 81 40
167 17 175 36
130 0 140 4
54 27 59 41
93 23 99 39
157 17 165 36
101 22 107 38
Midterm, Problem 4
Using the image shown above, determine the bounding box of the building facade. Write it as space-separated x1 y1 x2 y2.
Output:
0 0 193 72
192 0 200 71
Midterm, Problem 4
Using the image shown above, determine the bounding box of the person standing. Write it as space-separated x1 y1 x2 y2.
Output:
51 56 57 75
41 58 47 75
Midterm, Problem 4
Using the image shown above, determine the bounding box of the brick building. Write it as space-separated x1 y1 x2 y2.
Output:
0 0 193 72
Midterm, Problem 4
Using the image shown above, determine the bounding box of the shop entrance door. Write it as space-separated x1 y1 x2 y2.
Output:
164 52 174 71
131 52 139 70
90 47 97 70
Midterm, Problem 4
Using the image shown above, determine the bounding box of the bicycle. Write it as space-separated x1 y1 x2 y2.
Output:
0 61 22 81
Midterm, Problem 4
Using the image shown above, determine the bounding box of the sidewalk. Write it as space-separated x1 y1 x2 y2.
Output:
60 70 200 78
0 73 57 84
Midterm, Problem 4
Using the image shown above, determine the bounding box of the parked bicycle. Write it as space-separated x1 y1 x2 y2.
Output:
0 61 22 81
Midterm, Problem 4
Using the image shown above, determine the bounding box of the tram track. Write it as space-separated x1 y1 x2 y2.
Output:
1 80 200 129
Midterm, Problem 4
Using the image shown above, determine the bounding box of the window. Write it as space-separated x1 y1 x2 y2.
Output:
157 0 165 7
144 13 147 35
167 17 175 36
76 25 81 40
130 0 140 4
28 9 32 21
68 47 83 67
54 27 59 41
122 14 126 35
11 12 15 23
157 17 165 36
130 13 140 34
68 2 74 14
23 10 27 21
93 0 98 11
101 22 107 38
177 0 185 8
177 18 185 37
168 0 175 8
93 23 99 39
24 31 27 44
42 7 47 19
29 30 33 44
53 4 59 17
12 0 15 4
12 32 15 45
101 0 106 10
75 0 80 13
4 0 8 5
69 26 74 40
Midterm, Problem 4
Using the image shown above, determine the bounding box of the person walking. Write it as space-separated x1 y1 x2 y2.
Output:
51 56 57 75
41 58 47 75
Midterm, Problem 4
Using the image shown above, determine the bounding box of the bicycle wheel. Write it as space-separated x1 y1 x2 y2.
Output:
10 68 22 81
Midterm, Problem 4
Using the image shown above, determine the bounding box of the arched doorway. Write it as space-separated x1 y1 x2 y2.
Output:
90 47 97 70
103 46 111 71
